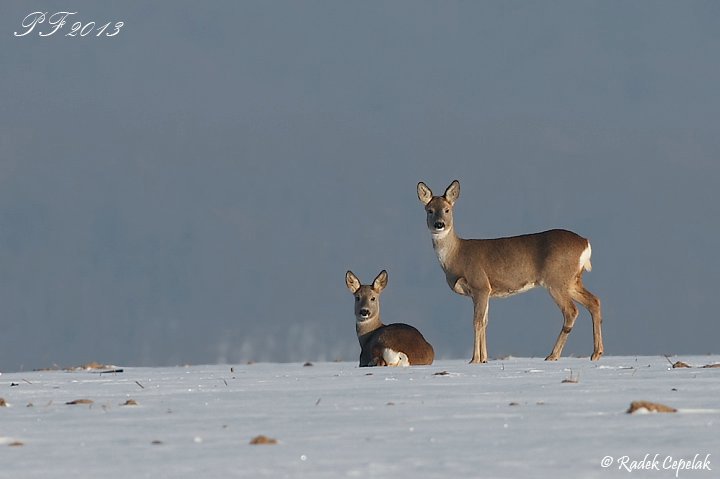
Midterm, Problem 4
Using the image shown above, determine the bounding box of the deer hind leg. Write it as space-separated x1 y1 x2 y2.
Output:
369 356 387 367
368 344 387 366
570 279 603 361
383 349 410 367
470 288 491 364
546 287 579 361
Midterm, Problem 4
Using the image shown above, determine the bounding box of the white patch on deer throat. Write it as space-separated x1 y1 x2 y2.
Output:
431 227 450 238
579 244 592 271
432 231 452 266
435 243 451 267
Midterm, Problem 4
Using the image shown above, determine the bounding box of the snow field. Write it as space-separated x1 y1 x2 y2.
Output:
1 356 718 478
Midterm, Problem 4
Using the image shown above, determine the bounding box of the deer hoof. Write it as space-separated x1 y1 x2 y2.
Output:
369 357 386 367
545 354 559 361
591 351 603 361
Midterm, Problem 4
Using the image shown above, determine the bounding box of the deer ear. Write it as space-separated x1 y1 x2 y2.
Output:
444 180 460 205
345 271 361 294
372 270 388 292
417 182 433 205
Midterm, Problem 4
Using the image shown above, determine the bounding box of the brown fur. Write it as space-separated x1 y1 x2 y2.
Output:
346 270 434 367
418 180 603 363
627 401 677 414
365 324 434 366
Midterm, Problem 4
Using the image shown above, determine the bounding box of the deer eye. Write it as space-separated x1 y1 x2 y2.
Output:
427 209 433 215
371 297 376 301
355 296 359 302
444 208 450 213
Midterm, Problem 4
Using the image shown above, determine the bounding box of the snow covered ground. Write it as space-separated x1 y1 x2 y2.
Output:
1 356 718 479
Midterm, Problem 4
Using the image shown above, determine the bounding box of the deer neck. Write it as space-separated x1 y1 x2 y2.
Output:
356 317 383 347
431 227 460 269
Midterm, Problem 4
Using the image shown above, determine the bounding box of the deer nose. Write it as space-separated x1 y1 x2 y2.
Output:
434 221 445 230
359 308 370 318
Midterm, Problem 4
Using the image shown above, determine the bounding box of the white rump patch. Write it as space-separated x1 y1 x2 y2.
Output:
579 244 592 272
383 349 410 367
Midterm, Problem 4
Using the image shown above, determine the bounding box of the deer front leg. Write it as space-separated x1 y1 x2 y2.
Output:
470 287 491 364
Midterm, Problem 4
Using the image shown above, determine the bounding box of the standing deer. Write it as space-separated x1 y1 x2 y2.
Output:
345 270 434 367
417 180 603 363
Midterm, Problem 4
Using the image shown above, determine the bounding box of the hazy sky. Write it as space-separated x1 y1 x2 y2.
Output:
2 1 719 371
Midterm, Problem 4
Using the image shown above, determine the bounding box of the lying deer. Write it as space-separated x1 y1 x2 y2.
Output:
417 180 603 363
345 270 434 367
